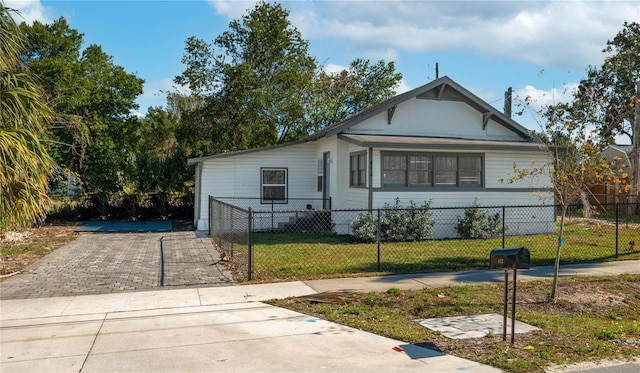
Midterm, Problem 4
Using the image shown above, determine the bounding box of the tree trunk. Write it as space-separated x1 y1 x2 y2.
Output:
579 190 592 218
631 81 640 213
550 204 567 303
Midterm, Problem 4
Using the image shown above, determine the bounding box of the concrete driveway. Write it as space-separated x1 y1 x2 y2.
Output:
0 231 235 300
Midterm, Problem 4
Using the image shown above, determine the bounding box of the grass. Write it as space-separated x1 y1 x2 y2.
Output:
268 275 640 372
0 223 78 276
240 219 640 281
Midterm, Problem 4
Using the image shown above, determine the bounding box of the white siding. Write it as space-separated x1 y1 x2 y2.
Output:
485 151 552 189
195 143 318 230
344 99 523 142
369 192 554 238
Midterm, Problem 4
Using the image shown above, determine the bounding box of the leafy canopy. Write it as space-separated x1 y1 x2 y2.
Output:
174 1 402 158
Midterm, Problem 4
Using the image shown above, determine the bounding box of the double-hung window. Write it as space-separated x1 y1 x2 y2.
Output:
350 152 367 187
382 152 482 188
261 168 287 203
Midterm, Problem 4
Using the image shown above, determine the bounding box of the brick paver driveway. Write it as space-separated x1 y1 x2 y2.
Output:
0 231 236 300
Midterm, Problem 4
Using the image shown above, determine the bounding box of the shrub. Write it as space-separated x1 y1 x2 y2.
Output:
351 212 377 242
406 200 435 240
351 198 434 242
456 198 504 239
379 198 409 241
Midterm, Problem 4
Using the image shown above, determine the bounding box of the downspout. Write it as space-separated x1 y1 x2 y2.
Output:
196 162 203 228
368 147 373 210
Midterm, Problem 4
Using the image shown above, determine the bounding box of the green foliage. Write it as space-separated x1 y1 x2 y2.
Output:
386 287 401 295
20 18 144 196
455 198 504 239
0 4 55 230
350 212 377 243
405 200 435 240
175 1 316 153
303 59 402 133
351 198 434 242
174 1 402 158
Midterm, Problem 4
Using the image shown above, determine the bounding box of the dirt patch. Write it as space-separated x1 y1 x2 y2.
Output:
274 275 640 372
0 223 80 278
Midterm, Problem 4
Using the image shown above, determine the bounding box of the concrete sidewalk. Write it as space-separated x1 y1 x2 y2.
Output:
1 261 639 373
1 282 499 373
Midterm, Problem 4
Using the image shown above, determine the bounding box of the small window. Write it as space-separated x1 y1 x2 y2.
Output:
459 156 482 186
434 155 457 186
382 154 406 186
261 168 287 203
409 155 431 186
350 152 367 187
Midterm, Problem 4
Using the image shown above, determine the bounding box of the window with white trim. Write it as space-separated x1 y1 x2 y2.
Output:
382 152 483 188
350 152 367 187
261 168 287 203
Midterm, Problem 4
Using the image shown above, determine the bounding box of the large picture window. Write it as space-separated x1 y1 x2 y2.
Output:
261 168 287 203
350 152 367 187
382 152 482 188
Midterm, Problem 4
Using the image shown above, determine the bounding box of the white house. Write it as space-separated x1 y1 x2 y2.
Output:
187 76 555 236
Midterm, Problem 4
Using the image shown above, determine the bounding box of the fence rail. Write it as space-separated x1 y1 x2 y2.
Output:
209 196 640 282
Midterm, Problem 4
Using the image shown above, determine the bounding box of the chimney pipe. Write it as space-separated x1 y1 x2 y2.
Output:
504 87 512 118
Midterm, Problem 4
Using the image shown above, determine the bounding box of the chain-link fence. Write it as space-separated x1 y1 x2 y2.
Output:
209 197 640 282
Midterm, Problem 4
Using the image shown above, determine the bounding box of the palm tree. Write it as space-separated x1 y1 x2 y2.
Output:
0 3 55 230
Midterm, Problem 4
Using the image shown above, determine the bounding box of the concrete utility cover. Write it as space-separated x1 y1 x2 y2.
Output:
414 313 540 339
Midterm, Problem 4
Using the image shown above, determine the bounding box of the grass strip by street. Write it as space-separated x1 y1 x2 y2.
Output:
245 220 640 281
268 274 640 373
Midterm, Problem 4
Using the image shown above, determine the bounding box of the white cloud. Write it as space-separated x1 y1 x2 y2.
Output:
284 0 639 69
206 0 259 20
512 83 579 128
4 0 53 24
395 78 411 94
140 78 189 101
135 78 191 115
321 63 346 74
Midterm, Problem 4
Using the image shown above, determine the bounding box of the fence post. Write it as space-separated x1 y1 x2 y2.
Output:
248 207 253 281
208 196 212 236
230 205 234 258
218 202 223 248
502 206 506 249
376 208 381 272
615 202 619 258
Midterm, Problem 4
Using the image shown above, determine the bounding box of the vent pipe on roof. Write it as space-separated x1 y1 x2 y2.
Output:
435 63 439 79
504 87 513 118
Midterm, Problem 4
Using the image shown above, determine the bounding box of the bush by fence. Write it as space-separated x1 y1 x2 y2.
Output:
209 197 640 282
48 192 194 222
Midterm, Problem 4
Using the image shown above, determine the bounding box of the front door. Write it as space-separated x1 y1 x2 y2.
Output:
323 152 330 209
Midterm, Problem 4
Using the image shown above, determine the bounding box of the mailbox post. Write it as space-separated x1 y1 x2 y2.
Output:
489 247 530 344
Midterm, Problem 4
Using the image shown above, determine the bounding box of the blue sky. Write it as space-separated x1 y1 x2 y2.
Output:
8 0 640 138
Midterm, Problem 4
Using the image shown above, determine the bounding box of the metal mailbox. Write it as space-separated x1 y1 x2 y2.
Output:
489 247 530 270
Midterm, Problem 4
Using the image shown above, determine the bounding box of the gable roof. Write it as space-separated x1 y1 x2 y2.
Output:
188 76 540 165
308 75 540 143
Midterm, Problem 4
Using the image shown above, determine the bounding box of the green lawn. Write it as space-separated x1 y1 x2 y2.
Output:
239 219 640 281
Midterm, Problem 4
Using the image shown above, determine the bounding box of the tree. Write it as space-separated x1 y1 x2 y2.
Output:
174 1 403 158
506 104 623 302
20 18 144 198
176 1 317 151
565 22 640 203
304 59 402 134
0 4 55 229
